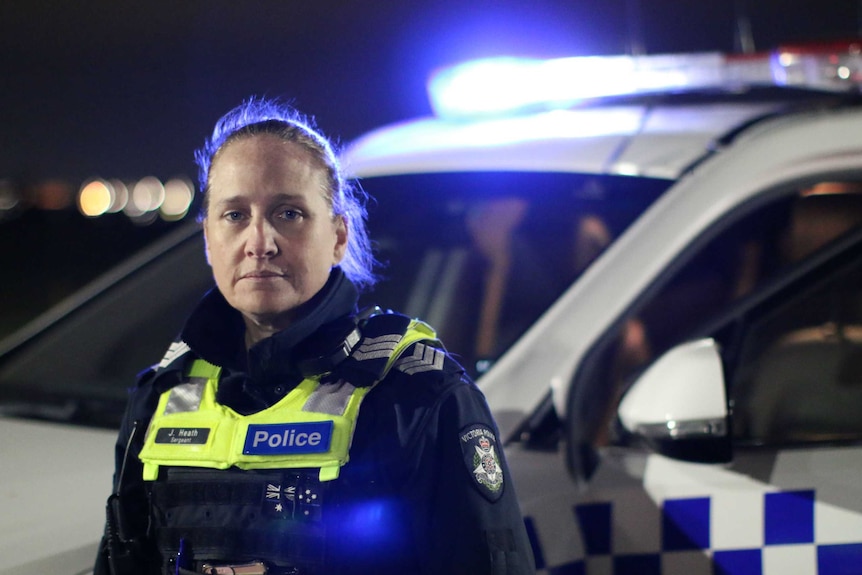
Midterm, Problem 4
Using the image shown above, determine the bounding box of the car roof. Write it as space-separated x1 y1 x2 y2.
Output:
341 92 845 181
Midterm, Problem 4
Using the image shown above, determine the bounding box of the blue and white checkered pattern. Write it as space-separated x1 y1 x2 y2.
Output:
525 490 862 575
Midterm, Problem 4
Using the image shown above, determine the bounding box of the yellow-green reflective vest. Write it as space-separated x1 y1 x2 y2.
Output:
139 319 436 483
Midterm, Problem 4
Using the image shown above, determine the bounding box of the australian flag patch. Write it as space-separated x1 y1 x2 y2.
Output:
460 423 504 502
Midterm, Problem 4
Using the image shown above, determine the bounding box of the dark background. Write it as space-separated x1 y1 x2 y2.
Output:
3 0 860 181
1 0 861 337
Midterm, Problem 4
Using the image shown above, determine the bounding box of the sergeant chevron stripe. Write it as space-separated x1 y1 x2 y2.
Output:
396 343 445 375
159 341 191 369
352 334 403 361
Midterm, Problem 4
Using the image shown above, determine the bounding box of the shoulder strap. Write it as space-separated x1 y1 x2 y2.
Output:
332 311 439 387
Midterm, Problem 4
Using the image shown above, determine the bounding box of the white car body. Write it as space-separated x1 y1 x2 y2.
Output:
0 420 115 574
3 48 862 574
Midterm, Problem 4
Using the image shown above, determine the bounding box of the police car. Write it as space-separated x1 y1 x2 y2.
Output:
3 44 862 574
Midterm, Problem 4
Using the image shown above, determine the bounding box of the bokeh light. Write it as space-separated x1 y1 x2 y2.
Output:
107 179 129 213
0 180 19 211
4 172 196 223
34 180 74 210
160 177 194 221
78 179 113 217
131 176 165 213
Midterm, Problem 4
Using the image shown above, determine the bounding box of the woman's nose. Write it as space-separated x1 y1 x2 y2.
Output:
246 218 278 258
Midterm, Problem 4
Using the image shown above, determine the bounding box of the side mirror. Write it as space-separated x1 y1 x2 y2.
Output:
618 338 731 463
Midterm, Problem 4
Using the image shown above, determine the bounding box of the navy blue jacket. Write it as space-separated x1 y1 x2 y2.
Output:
96 269 535 575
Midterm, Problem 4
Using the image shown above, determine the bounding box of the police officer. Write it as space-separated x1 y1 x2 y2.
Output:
95 97 536 575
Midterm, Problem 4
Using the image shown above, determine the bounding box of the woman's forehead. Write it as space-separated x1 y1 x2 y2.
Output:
215 134 330 180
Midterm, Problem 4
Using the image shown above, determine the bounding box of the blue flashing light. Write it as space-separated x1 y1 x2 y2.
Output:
427 45 862 120
427 54 727 119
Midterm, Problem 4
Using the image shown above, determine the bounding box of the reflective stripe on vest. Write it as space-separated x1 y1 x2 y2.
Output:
139 319 436 482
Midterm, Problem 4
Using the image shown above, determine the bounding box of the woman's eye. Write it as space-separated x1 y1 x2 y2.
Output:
279 209 302 221
225 211 244 221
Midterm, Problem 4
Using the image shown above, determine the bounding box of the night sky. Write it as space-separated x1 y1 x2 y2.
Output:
2 0 860 182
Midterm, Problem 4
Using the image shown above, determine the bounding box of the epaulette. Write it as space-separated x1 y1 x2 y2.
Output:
329 310 415 387
134 339 194 393
156 340 193 372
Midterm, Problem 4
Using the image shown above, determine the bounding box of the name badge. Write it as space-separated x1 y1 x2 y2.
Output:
243 421 333 455
155 427 210 445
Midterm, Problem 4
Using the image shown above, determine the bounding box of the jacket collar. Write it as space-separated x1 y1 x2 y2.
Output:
154 267 359 377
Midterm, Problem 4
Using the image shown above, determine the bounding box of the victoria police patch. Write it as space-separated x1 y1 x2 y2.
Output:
460 424 504 502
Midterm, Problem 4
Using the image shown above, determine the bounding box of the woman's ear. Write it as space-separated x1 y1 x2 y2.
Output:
333 215 348 264
202 219 212 266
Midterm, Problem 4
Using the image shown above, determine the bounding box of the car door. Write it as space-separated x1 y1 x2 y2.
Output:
515 177 862 574
615 216 862 575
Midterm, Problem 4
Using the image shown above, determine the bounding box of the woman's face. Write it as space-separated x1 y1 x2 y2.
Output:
203 133 347 332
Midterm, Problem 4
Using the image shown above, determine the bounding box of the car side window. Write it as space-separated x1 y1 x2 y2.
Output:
729 247 862 445
593 182 862 449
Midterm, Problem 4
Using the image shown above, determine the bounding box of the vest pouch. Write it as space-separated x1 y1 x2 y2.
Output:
151 468 327 574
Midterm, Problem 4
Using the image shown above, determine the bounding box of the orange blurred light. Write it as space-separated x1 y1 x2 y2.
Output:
78 179 113 217
802 181 862 196
35 179 73 210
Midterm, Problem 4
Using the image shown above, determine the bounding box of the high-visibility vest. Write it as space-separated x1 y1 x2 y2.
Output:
139 318 437 482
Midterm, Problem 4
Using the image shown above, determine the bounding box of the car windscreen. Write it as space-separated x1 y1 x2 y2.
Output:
357 171 669 377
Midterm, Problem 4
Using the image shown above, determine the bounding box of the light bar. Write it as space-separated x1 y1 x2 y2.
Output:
428 43 862 119
773 41 862 91
428 53 746 119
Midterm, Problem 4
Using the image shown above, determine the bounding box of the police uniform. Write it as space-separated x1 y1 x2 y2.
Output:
95 268 536 575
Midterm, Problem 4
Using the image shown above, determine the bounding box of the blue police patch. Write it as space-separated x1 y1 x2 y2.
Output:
243 421 333 455
460 423 504 502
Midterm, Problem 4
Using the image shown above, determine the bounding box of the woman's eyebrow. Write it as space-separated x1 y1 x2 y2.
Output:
214 193 305 206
